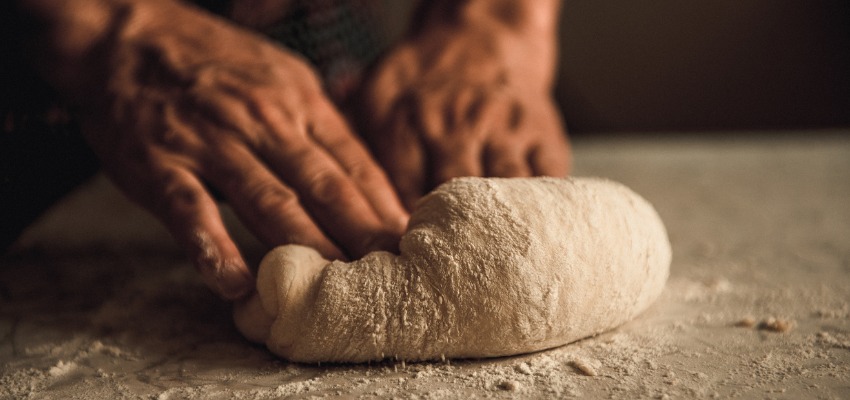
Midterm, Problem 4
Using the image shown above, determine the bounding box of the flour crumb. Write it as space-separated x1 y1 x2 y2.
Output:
734 316 757 328
514 362 533 375
815 331 850 349
758 317 795 333
48 360 75 377
496 380 521 391
734 316 795 332
706 278 731 292
569 359 598 376
89 340 127 358
814 304 849 318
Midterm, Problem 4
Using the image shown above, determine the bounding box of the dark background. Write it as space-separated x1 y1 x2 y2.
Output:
554 1 850 133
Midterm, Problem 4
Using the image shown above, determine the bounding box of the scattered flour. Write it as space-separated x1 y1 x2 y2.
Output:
3 138 850 399
47 360 75 377
569 358 599 376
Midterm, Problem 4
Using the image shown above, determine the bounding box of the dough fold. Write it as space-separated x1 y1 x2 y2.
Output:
234 177 671 363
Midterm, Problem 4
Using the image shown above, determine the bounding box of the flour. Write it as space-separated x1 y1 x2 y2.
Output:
47 360 76 377
5 136 849 399
235 177 671 362
569 358 599 376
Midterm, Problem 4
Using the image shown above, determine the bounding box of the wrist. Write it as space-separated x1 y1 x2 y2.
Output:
417 0 560 37
14 0 171 99
414 0 561 90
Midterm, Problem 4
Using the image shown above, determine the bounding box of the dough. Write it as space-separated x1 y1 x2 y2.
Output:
234 177 671 363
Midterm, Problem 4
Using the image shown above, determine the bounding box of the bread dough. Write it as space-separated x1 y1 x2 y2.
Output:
233 177 671 363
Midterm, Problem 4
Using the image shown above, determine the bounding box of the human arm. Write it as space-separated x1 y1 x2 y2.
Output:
13 0 409 299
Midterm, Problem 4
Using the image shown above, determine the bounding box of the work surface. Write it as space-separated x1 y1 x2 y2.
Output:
2 133 849 399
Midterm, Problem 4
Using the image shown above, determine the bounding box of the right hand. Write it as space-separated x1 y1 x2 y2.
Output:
354 25 571 209
34 0 409 299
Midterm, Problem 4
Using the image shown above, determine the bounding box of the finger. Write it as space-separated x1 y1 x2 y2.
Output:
202 143 346 260
529 136 571 177
428 139 484 189
375 103 427 211
146 166 254 300
529 103 572 177
447 85 477 131
484 141 532 178
360 46 419 121
413 87 447 142
310 104 409 235
462 86 512 137
422 87 507 187
259 131 400 258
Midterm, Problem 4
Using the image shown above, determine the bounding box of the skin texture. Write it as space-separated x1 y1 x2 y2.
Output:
11 0 572 300
354 0 571 209
14 0 408 299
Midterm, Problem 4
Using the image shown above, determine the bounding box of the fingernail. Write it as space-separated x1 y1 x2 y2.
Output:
218 260 255 300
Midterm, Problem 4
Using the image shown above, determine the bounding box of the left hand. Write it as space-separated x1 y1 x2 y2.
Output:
353 21 571 209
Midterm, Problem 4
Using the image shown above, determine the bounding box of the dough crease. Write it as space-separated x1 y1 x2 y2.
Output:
234 177 671 363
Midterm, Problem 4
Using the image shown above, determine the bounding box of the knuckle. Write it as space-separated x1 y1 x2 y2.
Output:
154 128 189 151
346 159 379 184
307 169 347 204
246 181 300 214
154 172 202 216
158 105 201 151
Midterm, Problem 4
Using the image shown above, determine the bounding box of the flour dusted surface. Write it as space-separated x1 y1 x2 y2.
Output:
5 136 850 398
234 177 671 362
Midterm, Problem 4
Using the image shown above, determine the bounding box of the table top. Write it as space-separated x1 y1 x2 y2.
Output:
2 131 849 399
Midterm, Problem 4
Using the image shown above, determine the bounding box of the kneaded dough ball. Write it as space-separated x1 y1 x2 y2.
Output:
234 177 671 363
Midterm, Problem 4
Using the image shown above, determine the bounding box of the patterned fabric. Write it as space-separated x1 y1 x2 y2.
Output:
264 0 388 101
195 0 392 101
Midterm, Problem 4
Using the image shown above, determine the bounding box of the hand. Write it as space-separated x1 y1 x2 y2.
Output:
354 15 571 209
27 0 409 299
